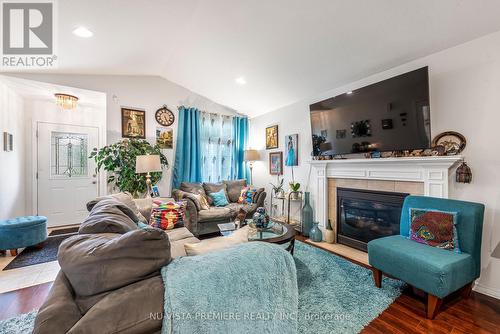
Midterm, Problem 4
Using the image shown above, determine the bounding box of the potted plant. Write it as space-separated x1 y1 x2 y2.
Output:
270 176 285 198
288 165 301 200
90 139 168 198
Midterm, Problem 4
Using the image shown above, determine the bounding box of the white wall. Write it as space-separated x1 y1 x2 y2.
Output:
0 83 26 219
4 74 237 197
249 31 500 299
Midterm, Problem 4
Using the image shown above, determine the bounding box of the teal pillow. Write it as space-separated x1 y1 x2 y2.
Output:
209 189 229 207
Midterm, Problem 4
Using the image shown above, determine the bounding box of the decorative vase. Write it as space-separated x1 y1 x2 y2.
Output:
309 222 323 242
301 192 313 237
324 219 335 244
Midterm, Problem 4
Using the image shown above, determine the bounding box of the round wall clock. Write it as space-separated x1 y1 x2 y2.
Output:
155 106 175 126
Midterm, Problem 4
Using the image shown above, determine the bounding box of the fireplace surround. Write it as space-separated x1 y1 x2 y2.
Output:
310 156 463 234
336 187 408 251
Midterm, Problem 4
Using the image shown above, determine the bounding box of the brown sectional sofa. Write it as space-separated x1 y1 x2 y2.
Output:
33 196 200 334
172 180 266 236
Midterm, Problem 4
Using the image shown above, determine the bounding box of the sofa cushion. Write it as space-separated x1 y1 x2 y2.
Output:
368 235 475 298
184 226 249 256
58 229 171 297
224 179 247 203
79 198 139 235
198 207 232 222
72 276 164 334
86 192 148 224
203 182 227 205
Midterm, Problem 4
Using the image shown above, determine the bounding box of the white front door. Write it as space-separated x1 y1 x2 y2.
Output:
37 123 99 227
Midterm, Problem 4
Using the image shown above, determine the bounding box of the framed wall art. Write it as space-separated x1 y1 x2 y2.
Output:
266 125 278 149
285 134 298 166
121 107 146 139
156 127 173 149
269 151 283 175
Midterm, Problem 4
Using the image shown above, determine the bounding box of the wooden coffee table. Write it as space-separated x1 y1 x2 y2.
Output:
248 222 296 255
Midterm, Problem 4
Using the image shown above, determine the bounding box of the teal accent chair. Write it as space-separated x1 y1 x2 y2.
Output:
367 196 484 319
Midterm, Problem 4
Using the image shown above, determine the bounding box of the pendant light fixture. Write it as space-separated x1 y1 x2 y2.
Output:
55 93 79 110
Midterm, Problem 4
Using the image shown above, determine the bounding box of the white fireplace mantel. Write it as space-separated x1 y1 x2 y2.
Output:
309 156 463 227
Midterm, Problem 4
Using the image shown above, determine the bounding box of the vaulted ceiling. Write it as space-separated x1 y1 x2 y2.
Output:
26 0 500 116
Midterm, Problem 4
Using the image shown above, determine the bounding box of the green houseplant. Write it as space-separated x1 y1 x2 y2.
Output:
90 139 168 197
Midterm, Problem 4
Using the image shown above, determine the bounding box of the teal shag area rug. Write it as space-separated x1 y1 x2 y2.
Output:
294 241 404 333
0 241 403 334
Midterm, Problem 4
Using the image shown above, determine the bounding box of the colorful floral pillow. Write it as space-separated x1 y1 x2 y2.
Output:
408 208 461 253
149 201 186 230
237 187 258 204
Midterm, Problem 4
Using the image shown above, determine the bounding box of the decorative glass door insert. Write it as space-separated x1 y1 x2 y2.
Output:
50 132 89 178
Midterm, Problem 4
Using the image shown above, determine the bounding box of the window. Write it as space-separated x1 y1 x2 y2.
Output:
51 132 88 177
200 113 233 183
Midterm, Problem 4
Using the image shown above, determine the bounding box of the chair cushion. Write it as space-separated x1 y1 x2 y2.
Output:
368 235 476 298
224 179 247 203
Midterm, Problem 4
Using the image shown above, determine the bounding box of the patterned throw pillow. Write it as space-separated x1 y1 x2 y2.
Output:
237 187 258 204
209 189 229 207
409 208 461 252
149 201 186 230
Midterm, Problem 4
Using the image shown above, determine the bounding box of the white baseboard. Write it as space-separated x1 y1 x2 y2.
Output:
473 282 500 299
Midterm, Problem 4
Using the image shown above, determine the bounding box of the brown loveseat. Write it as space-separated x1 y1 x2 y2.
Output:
172 180 266 236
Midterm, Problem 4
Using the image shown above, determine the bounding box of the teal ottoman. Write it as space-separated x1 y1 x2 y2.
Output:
0 216 48 256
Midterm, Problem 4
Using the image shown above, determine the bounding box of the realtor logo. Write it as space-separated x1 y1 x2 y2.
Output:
1 0 57 68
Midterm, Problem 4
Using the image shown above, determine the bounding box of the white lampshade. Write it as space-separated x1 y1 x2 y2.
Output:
136 155 162 173
244 149 260 161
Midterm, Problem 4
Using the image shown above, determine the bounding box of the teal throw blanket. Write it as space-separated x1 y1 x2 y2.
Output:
161 242 298 334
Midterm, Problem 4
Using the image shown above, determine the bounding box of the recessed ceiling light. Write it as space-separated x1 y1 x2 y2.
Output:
235 77 247 85
73 26 93 38
346 91 353 95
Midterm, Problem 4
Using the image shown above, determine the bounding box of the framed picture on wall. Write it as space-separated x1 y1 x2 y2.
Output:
156 127 173 149
121 107 146 139
269 152 283 175
3 132 13 152
266 125 278 149
285 134 298 166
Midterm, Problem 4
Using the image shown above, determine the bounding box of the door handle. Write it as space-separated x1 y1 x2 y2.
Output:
92 181 97 184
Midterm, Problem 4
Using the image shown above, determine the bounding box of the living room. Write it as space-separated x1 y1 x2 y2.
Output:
1 1 499 333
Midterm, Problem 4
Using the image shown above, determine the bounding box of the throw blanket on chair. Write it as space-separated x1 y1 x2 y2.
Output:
160 242 298 334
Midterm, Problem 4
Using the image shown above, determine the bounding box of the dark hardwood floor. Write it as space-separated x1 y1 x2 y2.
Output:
0 282 52 321
0 237 499 334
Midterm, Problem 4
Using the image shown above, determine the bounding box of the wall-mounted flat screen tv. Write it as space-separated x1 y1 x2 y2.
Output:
309 67 431 156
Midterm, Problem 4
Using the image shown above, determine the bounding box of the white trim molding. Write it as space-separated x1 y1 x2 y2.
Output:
309 156 463 227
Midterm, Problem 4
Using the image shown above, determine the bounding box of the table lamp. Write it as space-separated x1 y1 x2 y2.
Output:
244 149 260 185
136 154 162 198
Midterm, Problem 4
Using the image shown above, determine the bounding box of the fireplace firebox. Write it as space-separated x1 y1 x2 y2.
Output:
336 187 409 252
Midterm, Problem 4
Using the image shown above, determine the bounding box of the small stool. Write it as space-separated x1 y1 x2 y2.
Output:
0 216 48 256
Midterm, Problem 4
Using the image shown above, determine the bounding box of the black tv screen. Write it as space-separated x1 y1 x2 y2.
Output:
310 67 431 156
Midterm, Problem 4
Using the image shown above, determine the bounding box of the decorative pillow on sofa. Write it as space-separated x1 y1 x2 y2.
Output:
408 208 461 252
175 190 209 211
79 198 139 235
149 201 186 230
203 182 228 205
237 187 258 204
209 189 230 207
